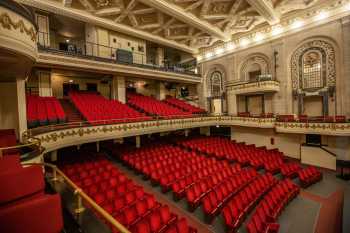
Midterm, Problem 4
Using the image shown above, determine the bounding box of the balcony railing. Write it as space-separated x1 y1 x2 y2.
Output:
37 32 199 77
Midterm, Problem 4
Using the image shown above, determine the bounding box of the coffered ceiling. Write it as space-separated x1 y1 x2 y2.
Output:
22 0 321 53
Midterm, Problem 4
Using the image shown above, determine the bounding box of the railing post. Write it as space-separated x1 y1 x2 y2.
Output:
74 189 85 214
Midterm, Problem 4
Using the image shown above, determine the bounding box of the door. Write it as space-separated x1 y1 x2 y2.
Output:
63 83 79 96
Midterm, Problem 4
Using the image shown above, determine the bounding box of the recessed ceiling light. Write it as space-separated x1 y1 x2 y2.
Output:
254 33 264 42
291 19 304 29
240 38 250 47
271 25 284 36
205 52 213 58
315 10 329 21
226 42 236 50
66 39 70 43
215 47 224 55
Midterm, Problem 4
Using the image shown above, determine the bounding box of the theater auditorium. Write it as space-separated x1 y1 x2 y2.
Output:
1 0 350 233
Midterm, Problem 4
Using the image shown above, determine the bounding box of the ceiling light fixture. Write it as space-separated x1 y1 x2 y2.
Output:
291 19 304 29
271 25 284 36
315 10 329 21
215 47 224 55
240 38 250 47
226 42 236 50
205 52 213 58
254 33 264 42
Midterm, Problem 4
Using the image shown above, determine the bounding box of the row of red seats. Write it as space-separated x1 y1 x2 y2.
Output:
298 166 323 188
27 95 66 127
69 91 151 124
280 162 301 178
176 137 285 173
245 179 300 233
222 173 278 231
127 93 192 119
0 155 63 233
59 153 197 233
163 97 206 114
202 168 260 223
185 165 244 212
298 115 347 123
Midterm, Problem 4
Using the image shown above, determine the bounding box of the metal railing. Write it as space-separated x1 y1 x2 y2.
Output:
22 162 131 233
229 74 278 86
37 31 199 76
0 136 42 161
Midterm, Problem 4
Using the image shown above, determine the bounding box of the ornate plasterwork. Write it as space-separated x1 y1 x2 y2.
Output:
240 54 271 82
291 40 336 91
33 0 322 51
0 12 36 41
226 80 280 94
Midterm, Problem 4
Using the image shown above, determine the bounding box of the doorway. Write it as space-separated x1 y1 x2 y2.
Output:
63 83 79 96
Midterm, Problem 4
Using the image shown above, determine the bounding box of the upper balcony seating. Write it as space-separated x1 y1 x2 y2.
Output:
298 115 347 123
245 179 300 233
163 96 206 114
26 95 66 128
298 166 323 188
0 155 63 233
221 173 278 231
276 115 295 122
59 152 197 233
127 93 192 119
0 129 18 156
69 91 151 124
176 137 285 173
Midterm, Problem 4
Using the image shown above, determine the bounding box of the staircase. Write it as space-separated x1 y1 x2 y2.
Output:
59 99 84 122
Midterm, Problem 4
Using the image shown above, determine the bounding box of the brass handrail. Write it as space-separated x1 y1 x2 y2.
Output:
0 136 42 159
23 162 131 233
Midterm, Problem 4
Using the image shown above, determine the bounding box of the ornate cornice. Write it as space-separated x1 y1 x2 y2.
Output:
0 12 36 41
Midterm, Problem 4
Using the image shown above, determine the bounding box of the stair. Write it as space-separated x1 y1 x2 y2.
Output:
59 99 84 122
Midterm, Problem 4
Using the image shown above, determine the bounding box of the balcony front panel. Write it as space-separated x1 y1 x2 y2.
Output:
227 80 280 95
275 122 350 136
37 51 201 83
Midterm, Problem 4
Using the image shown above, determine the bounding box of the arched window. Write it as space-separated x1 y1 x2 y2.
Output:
301 50 324 89
210 71 223 97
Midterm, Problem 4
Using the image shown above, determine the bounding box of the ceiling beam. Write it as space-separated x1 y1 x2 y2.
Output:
138 0 228 40
17 0 197 54
246 0 280 25
94 7 122 16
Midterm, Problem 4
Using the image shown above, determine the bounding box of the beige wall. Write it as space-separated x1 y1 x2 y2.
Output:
200 19 347 117
51 73 110 99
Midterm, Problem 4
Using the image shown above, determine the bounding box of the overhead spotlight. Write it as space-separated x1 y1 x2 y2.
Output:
69 79 73 83
291 19 304 29
240 38 250 47
65 39 70 43
254 33 264 42
315 10 329 21
205 52 213 58
226 42 236 50
345 3 350 11
271 25 283 36
215 47 224 55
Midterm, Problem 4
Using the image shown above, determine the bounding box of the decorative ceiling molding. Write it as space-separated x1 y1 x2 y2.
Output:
245 0 280 24
19 0 324 53
138 0 228 40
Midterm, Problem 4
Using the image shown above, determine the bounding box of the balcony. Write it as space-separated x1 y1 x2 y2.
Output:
36 32 200 82
227 76 280 95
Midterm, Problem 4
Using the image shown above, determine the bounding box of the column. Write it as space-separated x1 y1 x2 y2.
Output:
342 16 350 117
112 76 126 103
227 91 237 115
51 150 57 162
156 47 164 67
200 127 210 136
136 136 141 148
16 79 27 142
96 141 100 152
38 70 52 97
156 82 166 100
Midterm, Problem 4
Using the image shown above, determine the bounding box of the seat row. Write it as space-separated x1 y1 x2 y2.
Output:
222 173 278 231
298 166 322 188
59 153 197 233
69 91 151 124
245 179 300 233
176 136 285 173
127 93 192 119
26 95 66 127
163 96 206 114
280 162 301 178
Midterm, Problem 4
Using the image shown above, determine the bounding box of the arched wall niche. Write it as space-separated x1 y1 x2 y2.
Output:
204 64 227 113
239 53 271 82
290 37 337 116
